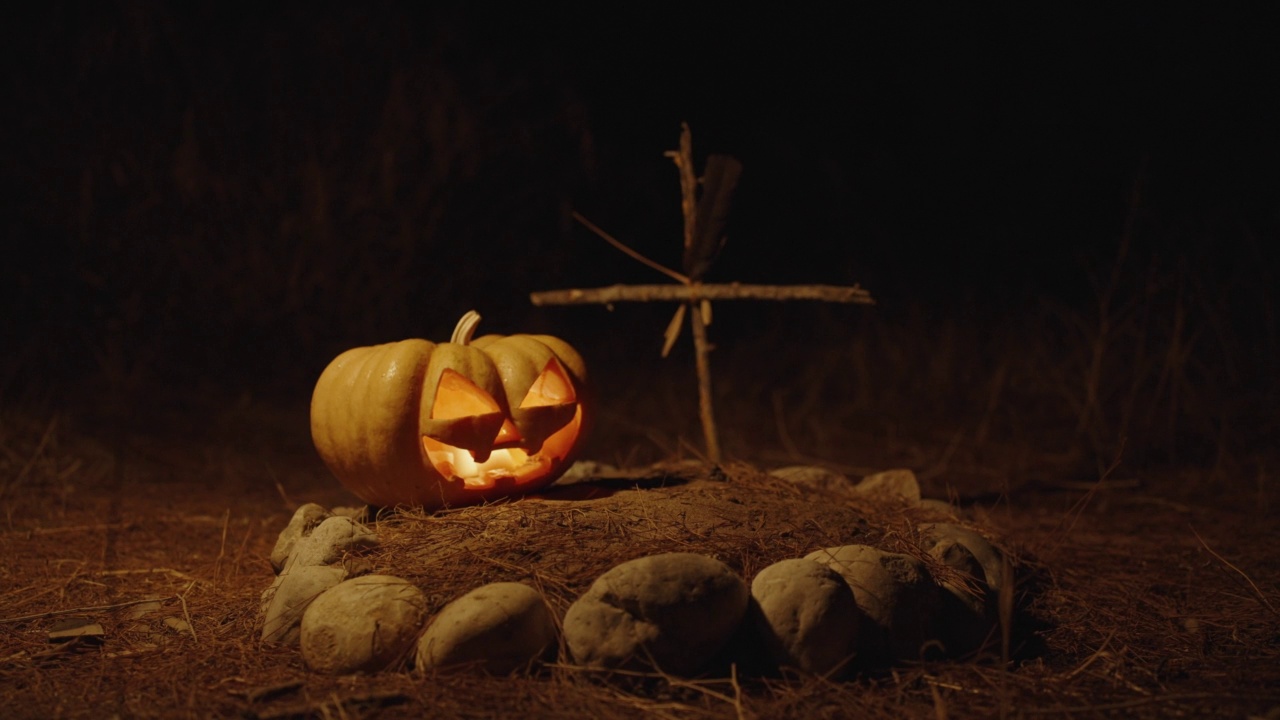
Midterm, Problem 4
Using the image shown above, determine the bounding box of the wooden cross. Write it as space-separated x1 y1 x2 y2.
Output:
530 124 875 463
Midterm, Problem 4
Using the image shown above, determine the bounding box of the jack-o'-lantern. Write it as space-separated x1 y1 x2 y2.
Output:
310 311 588 509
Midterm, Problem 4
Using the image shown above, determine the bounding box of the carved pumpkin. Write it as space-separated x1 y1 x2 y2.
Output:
310 311 588 509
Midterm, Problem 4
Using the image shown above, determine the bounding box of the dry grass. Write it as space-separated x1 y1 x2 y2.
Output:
2 407 1278 719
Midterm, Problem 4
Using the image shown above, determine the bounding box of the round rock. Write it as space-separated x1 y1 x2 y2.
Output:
749 558 859 675
917 523 1006 657
416 582 557 674
260 564 345 645
917 523 1006 593
805 545 940 665
929 538 997 655
289 515 380 569
270 503 332 572
918 498 962 518
563 552 748 675
768 466 852 492
853 469 921 502
301 575 428 674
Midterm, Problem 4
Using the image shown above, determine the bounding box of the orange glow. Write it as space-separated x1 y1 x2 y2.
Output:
431 369 501 418
430 369 521 443
519 359 576 408
421 368 583 491
421 363 582 491
422 439 533 488
536 404 582 467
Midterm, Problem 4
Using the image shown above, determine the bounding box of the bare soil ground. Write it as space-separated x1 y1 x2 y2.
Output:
2 400 1278 720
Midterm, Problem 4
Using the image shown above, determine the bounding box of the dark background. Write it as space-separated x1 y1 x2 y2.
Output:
3 2 1277 470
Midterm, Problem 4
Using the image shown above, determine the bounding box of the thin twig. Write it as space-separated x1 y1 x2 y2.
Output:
1191 525 1279 617
213 508 231 583
17 521 137 536
931 681 949 720
571 212 688 284
1064 628 1116 680
178 580 200 643
730 663 748 720
98 567 196 581
1041 439 1126 557
532 283 874 306
0 596 170 624
661 304 687 358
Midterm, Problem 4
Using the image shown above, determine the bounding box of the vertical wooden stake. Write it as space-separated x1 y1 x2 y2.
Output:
688 297 721 463
536 124 874 467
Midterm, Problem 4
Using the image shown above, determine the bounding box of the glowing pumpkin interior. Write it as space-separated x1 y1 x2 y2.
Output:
421 358 582 490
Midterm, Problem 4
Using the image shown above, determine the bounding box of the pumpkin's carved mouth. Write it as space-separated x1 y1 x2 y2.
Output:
422 443 539 489
421 410 581 490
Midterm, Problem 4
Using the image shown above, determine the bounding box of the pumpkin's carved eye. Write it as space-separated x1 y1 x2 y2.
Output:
509 359 581 450
431 369 499 418
430 369 521 444
519 359 576 408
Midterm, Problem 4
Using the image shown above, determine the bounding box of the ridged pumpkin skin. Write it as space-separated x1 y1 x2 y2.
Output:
310 313 588 509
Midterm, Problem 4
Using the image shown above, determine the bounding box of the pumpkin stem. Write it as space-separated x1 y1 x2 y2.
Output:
451 310 482 345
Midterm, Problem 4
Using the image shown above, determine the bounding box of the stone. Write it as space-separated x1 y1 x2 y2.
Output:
48 618 105 643
416 582 557 674
554 460 622 486
260 515 380 645
270 503 331 572
929 540 989 617
563 552 749 675
300 575 428 675
260 564 345 644
125 600 164 619
917 523 1006 593
805 545 940 665
918 498 962 517
288 516 380 569
928 538 996 655
749 558 859 675
853 469 921 502
768 466 851 492
916 523 1007 657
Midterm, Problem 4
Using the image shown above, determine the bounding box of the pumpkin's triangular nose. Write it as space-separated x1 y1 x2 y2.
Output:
421 412 506 456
